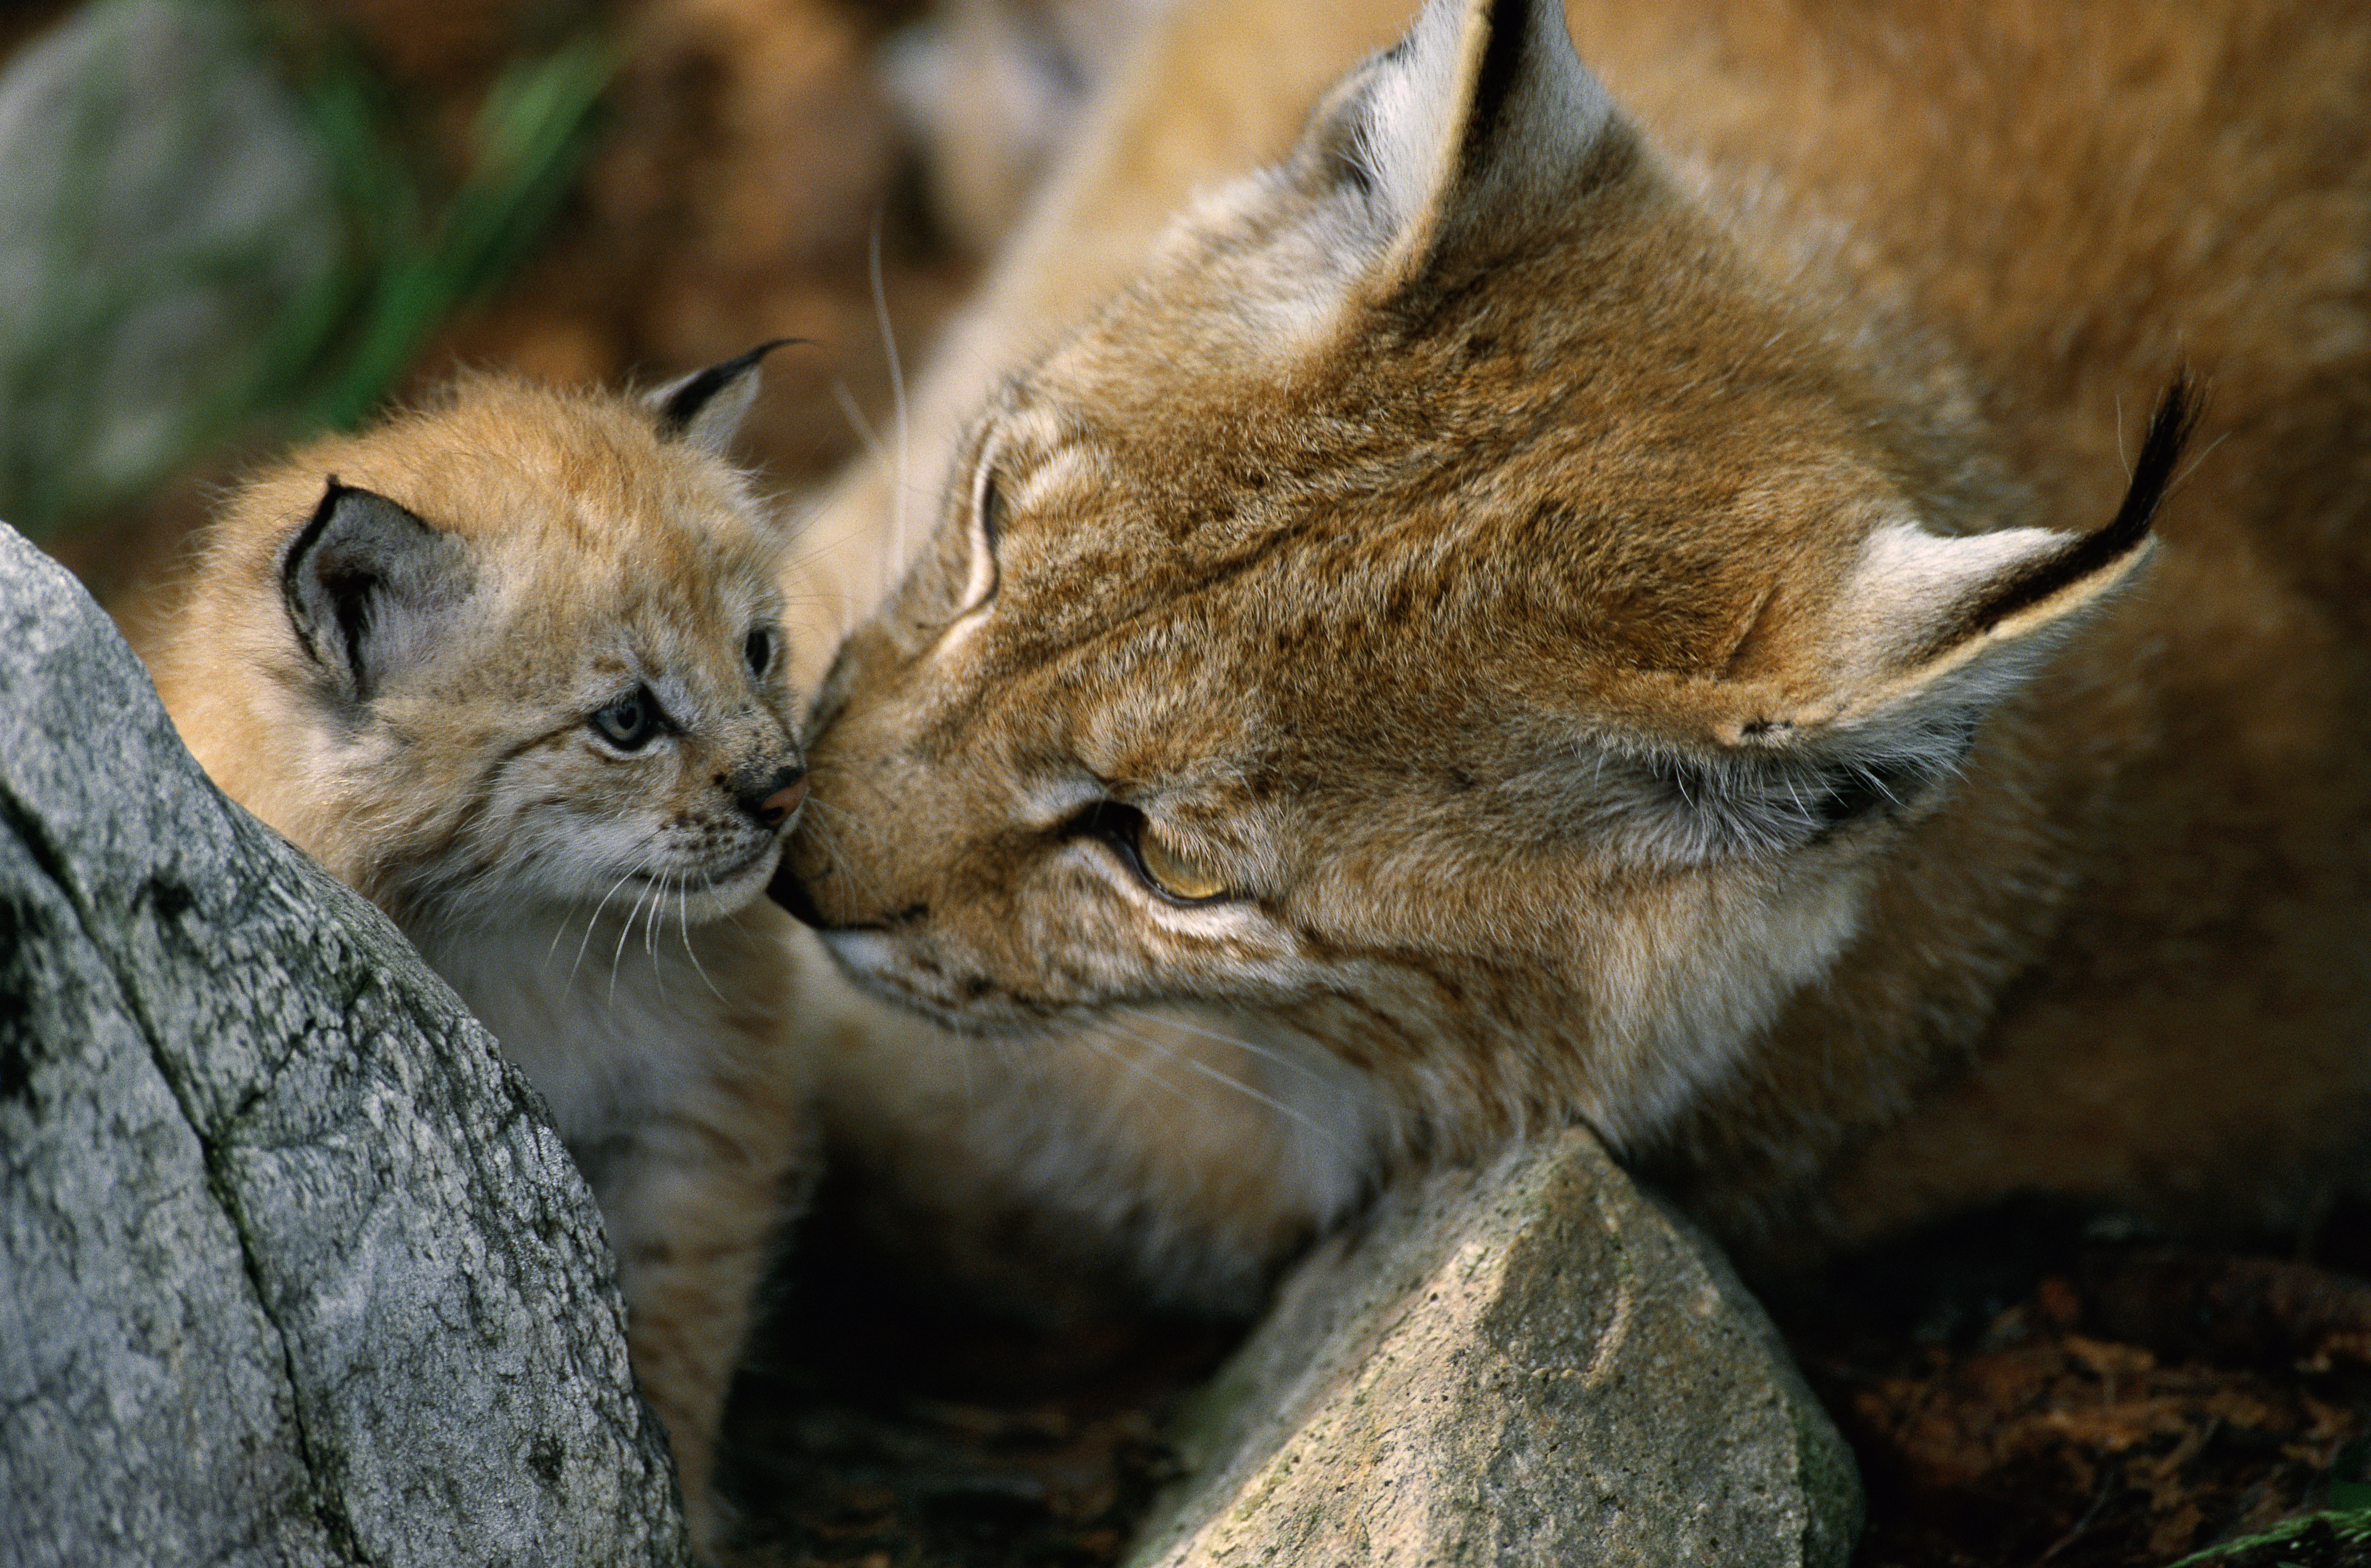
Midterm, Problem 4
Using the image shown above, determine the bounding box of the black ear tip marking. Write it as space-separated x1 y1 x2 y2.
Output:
1946 373 2206 649
654 338 812 438
276 479 454 700
716 337 809 380
2105 373 2208 552
281 476 351 605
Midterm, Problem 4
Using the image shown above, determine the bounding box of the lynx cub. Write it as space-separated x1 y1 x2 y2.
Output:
780 0 2371 1299
153 352 812 1551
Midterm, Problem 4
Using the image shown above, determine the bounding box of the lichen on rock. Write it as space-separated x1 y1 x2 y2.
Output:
0 522 691 1567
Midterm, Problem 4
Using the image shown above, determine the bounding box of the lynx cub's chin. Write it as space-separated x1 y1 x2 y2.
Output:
153 350 814 1556
783 0 2371 1300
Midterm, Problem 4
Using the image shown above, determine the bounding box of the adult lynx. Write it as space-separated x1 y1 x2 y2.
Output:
153 354 815 1552
780 0 2371 1296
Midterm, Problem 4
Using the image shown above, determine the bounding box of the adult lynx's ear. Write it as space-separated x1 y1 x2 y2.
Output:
1798 382 2200 727
1293 0 1622 290
646 338 797 455
1625 382 2203 860
280 479 474 703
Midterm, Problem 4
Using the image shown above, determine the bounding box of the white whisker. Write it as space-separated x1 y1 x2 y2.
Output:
611 869 667 1004
1069 1027 1205 1187
1117 1005 1331 1086
1101 1016 1343 1153
1077 1024 1194 1107
830 380 890 473
2172 428 2232 492
680 883 726 1002
645 872 665 965
869 212 912 586
573 843 663 986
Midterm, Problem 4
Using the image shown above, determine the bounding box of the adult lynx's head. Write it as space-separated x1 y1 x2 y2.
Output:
779 0 2192 1149
161 350 808 933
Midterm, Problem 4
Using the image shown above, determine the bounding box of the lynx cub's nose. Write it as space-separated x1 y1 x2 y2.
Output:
741 764 809 829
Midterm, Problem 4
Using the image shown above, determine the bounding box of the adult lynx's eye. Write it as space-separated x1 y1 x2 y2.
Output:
1075 802 1230 903
1137 827 1230 902
591 686 664 751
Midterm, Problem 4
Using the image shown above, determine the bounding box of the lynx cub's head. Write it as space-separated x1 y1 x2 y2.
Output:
782 0 2191 1147
162 350 808 932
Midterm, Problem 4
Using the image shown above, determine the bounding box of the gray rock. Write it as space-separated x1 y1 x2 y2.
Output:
0 523 691 1567
1126 1127 1861 1568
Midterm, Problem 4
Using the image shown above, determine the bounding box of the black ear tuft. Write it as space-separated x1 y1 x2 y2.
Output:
650 339 802 453
1574 380 2200 867
1948 376 2203 652
280 479 472 702
2100 375 2206 556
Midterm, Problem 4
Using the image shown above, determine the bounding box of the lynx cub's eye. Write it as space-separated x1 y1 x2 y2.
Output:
744 626 776 679
592 686 665 752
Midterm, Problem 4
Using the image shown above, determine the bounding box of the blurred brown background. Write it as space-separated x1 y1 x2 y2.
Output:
13 0 969 640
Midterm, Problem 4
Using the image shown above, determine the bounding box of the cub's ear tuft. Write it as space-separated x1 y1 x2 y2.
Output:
646 339 800 455
280 479 474 702
1293 0 1623 289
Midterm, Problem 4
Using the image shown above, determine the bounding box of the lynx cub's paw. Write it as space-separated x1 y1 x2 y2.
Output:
153 347 817 1556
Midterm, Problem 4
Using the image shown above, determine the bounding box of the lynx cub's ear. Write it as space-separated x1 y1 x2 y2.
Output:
1295 0 1619 289
646 338 796 456
279 479 474 702
1638 383 2202 860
